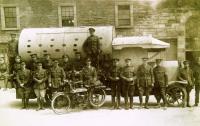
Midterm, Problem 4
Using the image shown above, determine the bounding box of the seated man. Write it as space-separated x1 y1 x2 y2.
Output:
82 58 99 87
49 60 66 93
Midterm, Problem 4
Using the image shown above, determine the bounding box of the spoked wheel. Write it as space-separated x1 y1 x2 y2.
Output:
51 93 71 114
89 87 106 108
166 86 186 107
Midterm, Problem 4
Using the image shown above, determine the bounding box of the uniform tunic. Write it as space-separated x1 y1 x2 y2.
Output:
120 66 136 97
82 66 97 86
32 69 47 90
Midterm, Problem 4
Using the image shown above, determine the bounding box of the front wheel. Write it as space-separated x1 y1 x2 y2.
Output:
166 85 187 107
51 93 71 114
89 87 106 108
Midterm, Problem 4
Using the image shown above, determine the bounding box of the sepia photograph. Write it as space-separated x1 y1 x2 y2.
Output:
0 0 200 126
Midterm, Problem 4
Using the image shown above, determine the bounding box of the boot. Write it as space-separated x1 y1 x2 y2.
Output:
124 97 129 110
22 98 26 109
25 98 29 109
145 96 149 109
139 96 143 108
36 98 41 111
130 97 133 109
40 98 45 110
111 96 116 109
116 96 121 109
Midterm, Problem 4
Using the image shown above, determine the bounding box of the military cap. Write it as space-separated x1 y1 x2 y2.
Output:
44 53 50 56
21 62 26 65
10 33 17 36
112 58 119 62
89 27 95 32
75 52 81 54
15 55 21 59
62 54 69 58
30 54 37 58
125 58 131 62
0 54 4 58
86 58 91 62
183 60 189 65
37 62 42 66
53 60 59 63
142 57 149 61
155 59 163 63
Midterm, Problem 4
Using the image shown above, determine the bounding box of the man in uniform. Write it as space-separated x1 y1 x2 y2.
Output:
49 60 66 93
11 55 22 88
42 53 53 70
59 54 72 79
83 28 101 68
28 54 39 71
120 58 136 109
82 58 98 87
32 62 48 111
108 58 121 109
137 58 154 109
16 62 32 109
0 55 8 90
194 57 200 106
8 33 18 74
178 60 194 107
72 52 84 71
153 59 168 109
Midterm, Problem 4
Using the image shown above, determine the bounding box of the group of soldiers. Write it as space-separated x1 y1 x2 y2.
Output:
4 27 200 111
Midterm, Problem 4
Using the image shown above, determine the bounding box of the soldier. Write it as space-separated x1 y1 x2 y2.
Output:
194 57 200 106
32 62 48 111
82 58 98 87
11 55 22 88
8 33 18 74
137 58 154 109
108 58 121 109
49 60 66 93
153 59 168 109
120 58 136 109
72 52 84 71
42 53 53 70
16 62 32 109
83 28 101 68
27 54 39 71
59 54 72 79
0 55 8 90
177 60 194 107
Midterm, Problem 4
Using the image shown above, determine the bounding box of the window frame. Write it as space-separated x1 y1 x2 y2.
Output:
1 5 20 30
58 3 77 27
115 3 133 28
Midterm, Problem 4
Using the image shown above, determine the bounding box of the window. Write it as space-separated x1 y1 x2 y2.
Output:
115 4 133 28
58 4 77 27
1 6 20 30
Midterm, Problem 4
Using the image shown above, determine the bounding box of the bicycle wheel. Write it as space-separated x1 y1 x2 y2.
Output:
51 93 71 114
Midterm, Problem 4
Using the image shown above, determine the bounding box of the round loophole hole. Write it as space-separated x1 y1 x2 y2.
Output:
55 49 60 52
27 45 31 47
50 45 54 47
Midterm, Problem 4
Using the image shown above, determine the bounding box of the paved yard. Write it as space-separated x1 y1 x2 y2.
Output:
0 89 200 126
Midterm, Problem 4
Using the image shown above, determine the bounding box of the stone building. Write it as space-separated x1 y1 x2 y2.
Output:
0 0 199 61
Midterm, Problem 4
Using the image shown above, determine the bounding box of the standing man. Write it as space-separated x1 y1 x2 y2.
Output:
49 60 66 93
16 62 32 109
12 55 22 89
8 33 18 73
108 58 121 109
42 53 53 70
83 28 101 68
82 58 98 87
153 59 168 109
32 62 48 111
178 60 194 107
137 58 154 109
72 52 84 71
59 54 72 79
120 58 136 109
194 57 200 106
28 54 39 71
